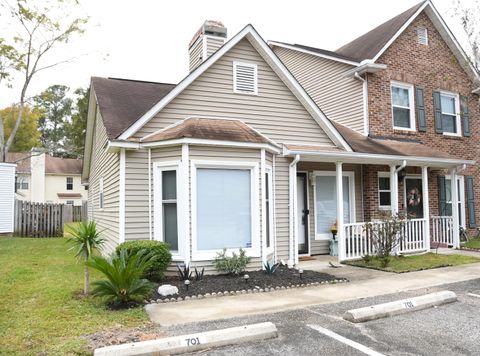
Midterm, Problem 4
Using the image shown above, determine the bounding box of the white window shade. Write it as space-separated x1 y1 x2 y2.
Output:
197 168 252 250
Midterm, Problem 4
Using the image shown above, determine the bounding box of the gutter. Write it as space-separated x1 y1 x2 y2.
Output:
343 61 387 77
288 154 300 267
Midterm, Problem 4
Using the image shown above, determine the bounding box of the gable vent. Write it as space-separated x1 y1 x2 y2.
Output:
417 27 428 45
233 62 257 95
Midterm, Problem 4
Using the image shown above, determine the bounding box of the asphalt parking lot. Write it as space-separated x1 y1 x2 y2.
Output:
165 278 480 355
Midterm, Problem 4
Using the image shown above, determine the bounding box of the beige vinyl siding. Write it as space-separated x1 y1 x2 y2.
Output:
88 108 119 254
124 146 182 241
206 36 225 57
297 162 363 255
189 37 203 72
273 46 365 134
136 38 335 147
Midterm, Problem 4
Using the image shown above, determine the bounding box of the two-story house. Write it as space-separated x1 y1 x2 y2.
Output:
83 1 478 271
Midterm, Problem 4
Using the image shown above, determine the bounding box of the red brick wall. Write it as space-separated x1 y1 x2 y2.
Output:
364 12 480 233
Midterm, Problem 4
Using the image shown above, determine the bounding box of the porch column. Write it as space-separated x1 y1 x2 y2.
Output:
288 155 300 267
336 162 345 261
450 168 460 248
422 166 431 251
390 164 398 215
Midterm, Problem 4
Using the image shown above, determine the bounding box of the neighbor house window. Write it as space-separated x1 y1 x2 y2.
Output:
196 168 252 251
15 176 28 190
99 177 104 209
233 61 258 95
417 27 428 45
391 82 415 130
440 92 461 135
161 170 178 251
378 173 391 209
66 200 74 205
66 177 73 190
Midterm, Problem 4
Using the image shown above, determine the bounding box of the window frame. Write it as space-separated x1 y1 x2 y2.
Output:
66 177 73 190
440 90 461 137
391 81 416 131
378 172 391 210
191 159 260 261
312 171 356 241
445 175 466 228
66 200 74 205
233 61 258 95
153 161 182 260
98 177 104 209
417 27 428 45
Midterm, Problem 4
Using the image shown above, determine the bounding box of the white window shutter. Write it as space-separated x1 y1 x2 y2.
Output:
233 62 257 95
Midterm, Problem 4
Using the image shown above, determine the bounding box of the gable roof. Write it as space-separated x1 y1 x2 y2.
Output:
92 77 176 139
335 1 425 62
142 117 272 144
116 24 352 151
271 1 479 81
6 152 83 175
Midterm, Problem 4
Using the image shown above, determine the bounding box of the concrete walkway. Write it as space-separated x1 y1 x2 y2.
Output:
146 262 480 326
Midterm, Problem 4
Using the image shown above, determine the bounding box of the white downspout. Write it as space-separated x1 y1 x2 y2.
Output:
148 148 153 240
288 154 300 267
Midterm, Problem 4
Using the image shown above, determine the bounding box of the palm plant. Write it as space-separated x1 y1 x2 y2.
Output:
88 249 156 305
66 221 105 295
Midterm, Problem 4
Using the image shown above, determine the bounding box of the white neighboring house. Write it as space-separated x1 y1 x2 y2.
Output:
0 163 15 233
7 150 87 206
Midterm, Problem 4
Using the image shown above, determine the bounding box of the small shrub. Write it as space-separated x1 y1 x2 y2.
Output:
213 248 251 275
194 267 205 281
177 263 192 280
263 260 279 274
362 254 372 264
116 240 172 281
88 249 155 306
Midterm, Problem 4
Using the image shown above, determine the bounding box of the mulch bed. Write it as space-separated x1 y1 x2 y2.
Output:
150 265 346 302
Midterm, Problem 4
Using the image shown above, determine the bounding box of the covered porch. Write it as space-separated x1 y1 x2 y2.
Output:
285 143 474 265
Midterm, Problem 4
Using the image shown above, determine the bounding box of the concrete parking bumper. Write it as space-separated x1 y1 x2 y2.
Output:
343 290 457 323
93 322 278 356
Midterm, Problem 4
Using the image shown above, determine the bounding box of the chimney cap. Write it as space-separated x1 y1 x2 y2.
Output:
189 20 227 49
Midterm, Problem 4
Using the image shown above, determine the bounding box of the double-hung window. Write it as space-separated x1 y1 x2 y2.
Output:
192 161 259 260
440 92 461 135
378 173 391 209
66 177 73 190
161 170 178 251
391 82 415 130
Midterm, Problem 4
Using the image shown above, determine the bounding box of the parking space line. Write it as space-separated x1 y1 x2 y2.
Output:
307 324 385 356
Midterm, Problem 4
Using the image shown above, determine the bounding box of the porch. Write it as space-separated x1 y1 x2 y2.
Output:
285 144 472 265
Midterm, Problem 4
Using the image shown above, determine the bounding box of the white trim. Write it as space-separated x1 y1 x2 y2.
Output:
119 149 125 243
181 144 191 264
148 148 152 240
445 174 466 228
272 155 278 262
439 90 462 137
312 170 355 241
297 170 310 256
260 149 267 267
265 164 274 256
190 159 260 261
283 148 475 168
363 77 369 135
268 41 361 66
377 171 391 210
153 160 183 260
117 25 352 152
391 81 416 131
233 61 258 95
422 166 431 251
343 62 387 77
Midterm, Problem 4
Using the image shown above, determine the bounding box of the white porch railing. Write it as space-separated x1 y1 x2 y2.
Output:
343 218 427 261
431 216 454 246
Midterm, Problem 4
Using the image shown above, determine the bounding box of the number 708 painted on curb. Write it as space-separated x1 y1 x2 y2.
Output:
403 301 415 309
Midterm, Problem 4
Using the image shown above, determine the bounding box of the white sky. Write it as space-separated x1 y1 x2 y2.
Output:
0 0 469 108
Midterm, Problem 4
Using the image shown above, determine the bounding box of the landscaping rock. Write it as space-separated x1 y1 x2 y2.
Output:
157 284 179 297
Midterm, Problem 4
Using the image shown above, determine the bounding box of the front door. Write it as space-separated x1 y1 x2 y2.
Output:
297 173 309 255
405 177 424 218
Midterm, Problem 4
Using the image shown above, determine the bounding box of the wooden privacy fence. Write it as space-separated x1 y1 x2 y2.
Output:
14 200 88 237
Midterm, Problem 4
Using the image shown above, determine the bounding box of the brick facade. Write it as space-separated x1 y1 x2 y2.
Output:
364 12 480 233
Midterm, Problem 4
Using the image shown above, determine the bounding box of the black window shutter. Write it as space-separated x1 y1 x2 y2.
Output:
433 91 443 133
460 95 471 137
466 176 476 228
415 86 426 132
438 175 447 215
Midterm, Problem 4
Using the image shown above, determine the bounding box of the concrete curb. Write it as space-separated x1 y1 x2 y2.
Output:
343 290 457 323
93 322 278 356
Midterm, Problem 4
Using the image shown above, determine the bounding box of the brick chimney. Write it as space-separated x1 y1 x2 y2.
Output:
189 20 227 71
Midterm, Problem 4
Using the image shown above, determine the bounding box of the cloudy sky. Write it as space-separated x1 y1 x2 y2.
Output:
0 0 470 108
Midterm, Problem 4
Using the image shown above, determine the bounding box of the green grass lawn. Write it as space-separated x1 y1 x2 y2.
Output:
345 252 480 273
461 238 480 250
0 237 149 355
